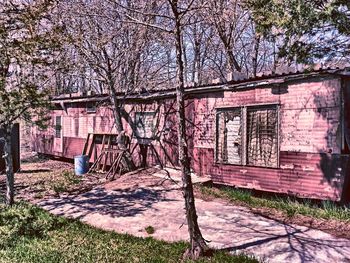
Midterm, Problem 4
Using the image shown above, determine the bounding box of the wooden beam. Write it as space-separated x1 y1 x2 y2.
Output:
82 133 91 155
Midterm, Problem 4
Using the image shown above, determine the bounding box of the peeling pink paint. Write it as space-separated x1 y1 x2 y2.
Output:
32 75 350 202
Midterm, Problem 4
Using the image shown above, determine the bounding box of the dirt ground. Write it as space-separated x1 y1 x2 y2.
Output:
1 154 105 202
5 155 349 241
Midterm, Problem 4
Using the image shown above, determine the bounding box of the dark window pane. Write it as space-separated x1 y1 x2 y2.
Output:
86 102 96 113
55 116 62 138
74 118 79 137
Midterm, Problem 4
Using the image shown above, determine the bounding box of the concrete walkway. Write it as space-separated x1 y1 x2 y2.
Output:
34 170 350 263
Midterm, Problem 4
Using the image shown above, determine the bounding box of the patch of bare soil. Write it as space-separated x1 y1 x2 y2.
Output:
12 157 105 202
193 186 350 240
104 167 175 191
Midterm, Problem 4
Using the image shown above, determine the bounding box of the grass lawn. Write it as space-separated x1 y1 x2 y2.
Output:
0 201 258 263
198 185 350 221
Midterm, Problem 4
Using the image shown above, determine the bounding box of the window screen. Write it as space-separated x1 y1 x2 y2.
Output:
216 105 278 167
247 106 278 167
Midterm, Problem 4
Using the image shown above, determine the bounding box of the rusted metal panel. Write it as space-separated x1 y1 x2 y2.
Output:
0 124 20 173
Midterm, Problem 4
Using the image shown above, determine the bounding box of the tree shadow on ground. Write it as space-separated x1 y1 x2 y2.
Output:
0 175 29 200
37 186 177 219
17 169 51 174
215 212 350 263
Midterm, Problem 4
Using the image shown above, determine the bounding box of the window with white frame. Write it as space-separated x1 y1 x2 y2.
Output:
216 105 278 167
216 108 242 164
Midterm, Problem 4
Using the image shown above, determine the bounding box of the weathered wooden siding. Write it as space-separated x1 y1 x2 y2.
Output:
192 77 341 153
31 103 117 158
192 148 347 201
190 77 345 201
32 75 350 202
0 124 20 173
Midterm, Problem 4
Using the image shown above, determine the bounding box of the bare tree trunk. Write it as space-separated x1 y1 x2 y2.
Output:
215 27 241 73
192 22 201 84
3 125 14 206
252 34 261 77
182 38 188 84
101 45 135 171
226 48 241 73
110 92 135 171
171 2 208 259
111 95 124 134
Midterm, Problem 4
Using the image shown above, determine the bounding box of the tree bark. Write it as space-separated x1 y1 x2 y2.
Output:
252 34 261 77
226 47 241 73
171 1 208 259
192 22 201 84
3 125 14 206
110 90 136 171
214 17 242 73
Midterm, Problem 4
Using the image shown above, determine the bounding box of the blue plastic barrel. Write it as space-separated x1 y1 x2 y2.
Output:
74 155 89 175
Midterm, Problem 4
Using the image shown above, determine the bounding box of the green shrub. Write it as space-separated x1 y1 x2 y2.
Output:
145 226 155 235
52 182 67 194
62 170 81 185
49 170 82 194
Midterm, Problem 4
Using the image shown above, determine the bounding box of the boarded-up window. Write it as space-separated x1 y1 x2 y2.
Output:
55 116 62 138
134 112 155 139
247 106 278 167
216 109 242 164
216 105 278 167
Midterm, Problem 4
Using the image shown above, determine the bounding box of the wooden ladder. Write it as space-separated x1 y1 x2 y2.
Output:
82 133 97 161
84 133 127 178
82 133 118 161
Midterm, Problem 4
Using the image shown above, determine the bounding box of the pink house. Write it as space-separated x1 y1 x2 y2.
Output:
32 67 350 202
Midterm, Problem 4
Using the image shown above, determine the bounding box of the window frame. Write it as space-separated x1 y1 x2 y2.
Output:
215 107 243 165
134 111 156 139
215 103 280 168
